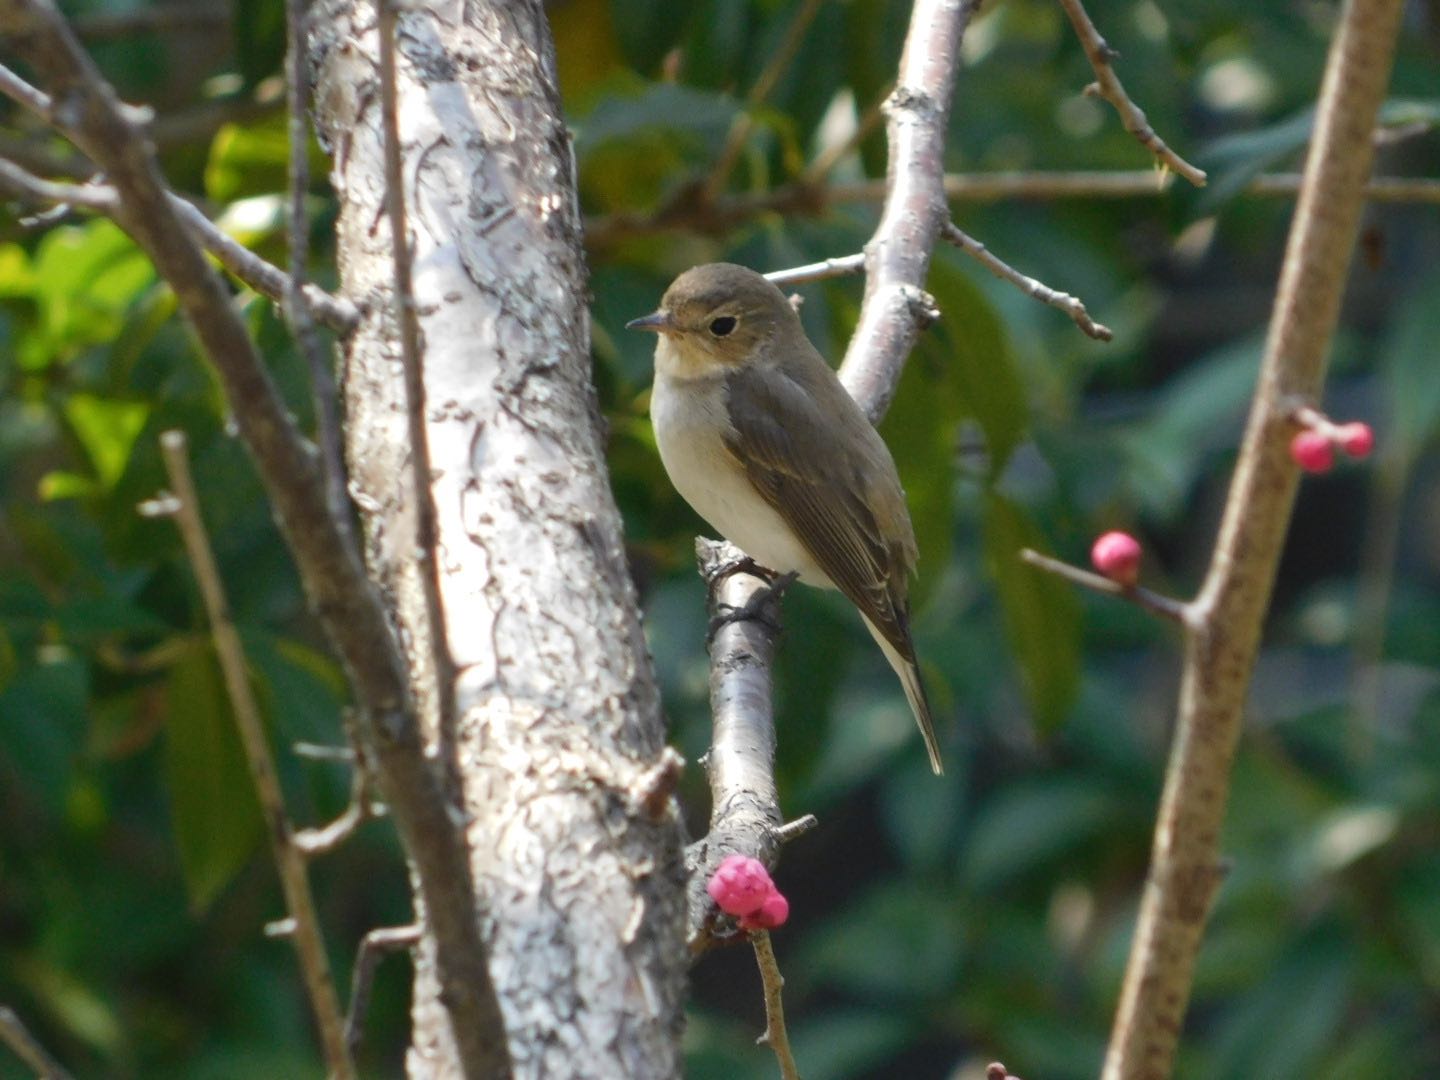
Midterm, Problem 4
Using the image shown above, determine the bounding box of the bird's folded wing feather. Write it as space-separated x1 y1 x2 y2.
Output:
723 362 917 659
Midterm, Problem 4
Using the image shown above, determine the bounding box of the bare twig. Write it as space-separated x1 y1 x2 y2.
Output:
701 0 824 205
585 171 1440 246
72 7 228 40
157 430 354 1080
166 195 360 335
763 253 864 288
837 0 981 422
773 814 818 843
13 179 360 334
294 757 374 855
0 1006 74 1080
284 0 353 543
1019 548 1189 624
377 0 460 773
345 924 421 1058
1055 0 1206 186
751 932 800 1080
0 58 52 116
687 540 792 952
942 221 1112 340
0 6 508 1073
0 156 113 207
1102 1 1407 1076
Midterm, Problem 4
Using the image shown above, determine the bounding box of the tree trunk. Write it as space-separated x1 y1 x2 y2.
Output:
308 2 688 1075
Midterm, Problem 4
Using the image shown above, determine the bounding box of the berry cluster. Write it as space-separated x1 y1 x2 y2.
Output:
706 854 790 931
1289 415 1374 474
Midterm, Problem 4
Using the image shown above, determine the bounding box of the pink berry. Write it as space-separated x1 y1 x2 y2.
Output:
1336 422 1374 458
1090 531 1142 587
1290 430 1334 473
739 889 790 931
706 855 773 917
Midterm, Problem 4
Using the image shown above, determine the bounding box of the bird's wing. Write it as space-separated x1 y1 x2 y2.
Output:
723 362 917 658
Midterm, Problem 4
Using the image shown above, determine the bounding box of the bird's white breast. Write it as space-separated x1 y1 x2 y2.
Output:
650 355 831 586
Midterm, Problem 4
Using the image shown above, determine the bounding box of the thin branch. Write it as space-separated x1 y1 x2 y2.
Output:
0 6 508 1074
156 430 354 1080
687 540 791 953
942 221 1113 341
584 170 1440 246
0 1006 74 1080
345 924 421 1058
71 7 228 40
0 150 358 332
701 0 824 205
0 58 51 116
763 252 864 288
1055 0 1206 187
773 814 818 843
835 0 981 422
294 757 374 855
1019 548 1189 624
0 156 113 207
378 0 460 775
0 61 357 333
751 932 800 1080
1102 1 1407 1076
284 0 353 544
166 195 361 335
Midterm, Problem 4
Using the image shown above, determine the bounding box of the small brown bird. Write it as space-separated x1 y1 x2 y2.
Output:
627 263 942 774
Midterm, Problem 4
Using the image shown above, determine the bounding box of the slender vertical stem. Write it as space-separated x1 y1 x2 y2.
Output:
751 932 800 1080
377 0 459 762
284 0 354 550
159 431 354 1080
1102 1 1406 1076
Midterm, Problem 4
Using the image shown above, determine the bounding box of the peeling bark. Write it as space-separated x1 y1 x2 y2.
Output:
309 2 687 1075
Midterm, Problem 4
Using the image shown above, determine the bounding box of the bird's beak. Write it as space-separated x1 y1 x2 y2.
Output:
625 309 673 333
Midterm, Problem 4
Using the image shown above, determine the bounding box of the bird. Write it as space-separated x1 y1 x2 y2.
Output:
626 262 943 775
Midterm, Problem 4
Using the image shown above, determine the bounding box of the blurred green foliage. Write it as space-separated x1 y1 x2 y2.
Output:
1 0 1438 1077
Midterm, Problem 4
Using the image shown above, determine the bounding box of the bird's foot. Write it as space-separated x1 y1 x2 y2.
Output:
706 571 799 645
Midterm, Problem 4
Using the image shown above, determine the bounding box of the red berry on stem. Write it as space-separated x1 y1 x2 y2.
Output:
706 855 773 917
1336 422 1374 458
1091 531 1142 587
740 889 790 931
1290 430 1334 473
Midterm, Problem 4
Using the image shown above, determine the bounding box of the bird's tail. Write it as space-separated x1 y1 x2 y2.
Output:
864 616 943 775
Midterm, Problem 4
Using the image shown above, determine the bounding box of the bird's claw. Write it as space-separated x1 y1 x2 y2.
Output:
706 571 798 645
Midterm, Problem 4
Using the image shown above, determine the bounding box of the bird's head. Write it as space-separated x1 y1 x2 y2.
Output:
626 263 796 377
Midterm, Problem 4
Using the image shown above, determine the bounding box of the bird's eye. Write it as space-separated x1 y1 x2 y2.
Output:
708 316 737 337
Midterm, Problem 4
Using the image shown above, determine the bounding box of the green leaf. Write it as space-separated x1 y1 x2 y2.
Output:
205 114 292 203
1120 336 1261 518
1198 107 1315 213
962 775 1120 890
0 652 88 814
232 0 285 88
610 0 692 74
1381 269 1440 461
26 221 153 367
982 493 1080 732
786 1009 916 1080
795 882 965 999
922 250 1028 472
61 394 149 490
575 80 739 211
163 645 266 911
